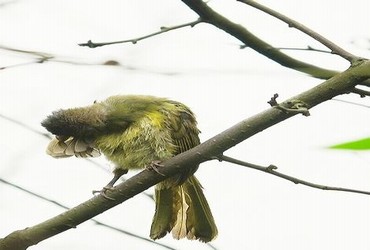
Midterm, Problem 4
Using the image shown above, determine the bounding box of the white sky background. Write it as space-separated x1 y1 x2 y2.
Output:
1 0 370 249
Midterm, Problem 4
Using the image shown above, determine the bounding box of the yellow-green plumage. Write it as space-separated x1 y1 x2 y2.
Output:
42 95 217 242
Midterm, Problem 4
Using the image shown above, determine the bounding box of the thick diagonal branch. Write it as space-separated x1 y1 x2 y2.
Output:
1 61 370 249
180 0 338 79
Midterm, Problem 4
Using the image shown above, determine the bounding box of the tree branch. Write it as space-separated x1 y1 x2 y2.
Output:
0 178 172 249
218 155 370 196
0 45 54 62
351 87 370 97
180 0 370 96
0 45 122 70
180 0 339 79
1 59 369 249
78 19 202 48
238 0 360 63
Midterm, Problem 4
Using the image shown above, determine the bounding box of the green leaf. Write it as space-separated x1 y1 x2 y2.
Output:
329 137 370 150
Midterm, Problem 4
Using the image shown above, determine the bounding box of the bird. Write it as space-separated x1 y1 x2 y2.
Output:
41 95 218 242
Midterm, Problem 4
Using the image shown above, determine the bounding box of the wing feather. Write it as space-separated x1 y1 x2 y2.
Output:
46 137 101 158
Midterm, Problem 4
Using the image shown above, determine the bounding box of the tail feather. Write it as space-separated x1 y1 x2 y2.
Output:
183 176 218 242
150 188 177 240
171 187 188 240
150 176 217 242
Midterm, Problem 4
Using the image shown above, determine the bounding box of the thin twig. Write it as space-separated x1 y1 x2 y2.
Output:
0 45 53 61
238 0 360 63
79 19 202 48
0 45 54 70
278 46 331 54
0 45 95 70
351 87 370 98
359 80 370 87
0 45 182 75
0 178 175 250
218 155 370 196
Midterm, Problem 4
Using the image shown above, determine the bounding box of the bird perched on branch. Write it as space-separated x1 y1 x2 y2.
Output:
42 95 218 242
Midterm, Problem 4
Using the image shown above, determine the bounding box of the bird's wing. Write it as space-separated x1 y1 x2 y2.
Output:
170 110 200 154
166 108 201 185
46 136 101 158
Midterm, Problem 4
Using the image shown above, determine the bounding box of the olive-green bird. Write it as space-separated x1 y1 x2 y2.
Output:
41 95 218 242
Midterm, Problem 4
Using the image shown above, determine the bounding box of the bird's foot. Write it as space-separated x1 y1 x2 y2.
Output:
91 169 128 200
147 160 166 176
92 185 115 200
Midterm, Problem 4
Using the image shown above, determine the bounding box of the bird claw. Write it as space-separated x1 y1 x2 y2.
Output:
147 160 166 176
92 186 115 200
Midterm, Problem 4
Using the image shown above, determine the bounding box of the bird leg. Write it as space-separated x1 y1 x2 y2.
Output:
92 168 128 200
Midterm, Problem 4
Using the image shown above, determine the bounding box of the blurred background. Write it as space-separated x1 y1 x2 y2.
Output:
1 0 370 249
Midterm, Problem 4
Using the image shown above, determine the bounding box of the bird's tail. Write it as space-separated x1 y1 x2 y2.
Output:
150 175 217 242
